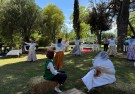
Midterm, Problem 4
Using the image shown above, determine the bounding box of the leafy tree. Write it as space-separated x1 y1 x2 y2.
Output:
71 6 91 40
68 30 76 41
79 6 91 39
80 22 91 39
88 2 112 44
42 4 64 43
61 24 68 40
128 12 135 36
0 0 41 47
18 0 41 42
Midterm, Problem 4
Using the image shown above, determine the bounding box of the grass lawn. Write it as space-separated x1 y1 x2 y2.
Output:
0 52 135 94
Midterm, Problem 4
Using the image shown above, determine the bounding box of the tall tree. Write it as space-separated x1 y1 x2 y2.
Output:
18 0 41 42
117 0 130 52
73 0 80 39
107 0 131 51
0 0 41 45
128 12 135 36
42 4 64 43
88 2 112 44
61 24 68 40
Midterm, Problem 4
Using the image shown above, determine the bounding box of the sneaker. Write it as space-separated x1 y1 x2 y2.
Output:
54 87 62 93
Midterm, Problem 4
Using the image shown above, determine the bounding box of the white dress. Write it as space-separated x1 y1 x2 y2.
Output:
82 58 116 90
71 40 81 55
25 43 37 61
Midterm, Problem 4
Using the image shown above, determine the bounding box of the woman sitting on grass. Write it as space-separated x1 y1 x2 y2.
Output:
43 50 67 93
81 51 116 92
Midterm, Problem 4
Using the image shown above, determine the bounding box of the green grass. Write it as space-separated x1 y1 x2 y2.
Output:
0 52 135 94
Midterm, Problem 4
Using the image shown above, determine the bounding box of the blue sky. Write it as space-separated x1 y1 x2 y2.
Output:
35 0 89 31
35 0 117 33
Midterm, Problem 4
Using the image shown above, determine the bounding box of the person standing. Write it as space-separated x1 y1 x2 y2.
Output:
108 36 117 57
25 41 38 62
71 37 81 56
51 38 65 70
126 36 135 60
103 36 109 51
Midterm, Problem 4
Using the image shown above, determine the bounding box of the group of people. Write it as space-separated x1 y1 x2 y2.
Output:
42 38 115 93
44 50 116 93
23 38 117 93
103 35 135 60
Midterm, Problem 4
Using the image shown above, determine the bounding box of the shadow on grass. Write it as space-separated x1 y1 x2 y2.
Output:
0 58 45 94
0 52 135 94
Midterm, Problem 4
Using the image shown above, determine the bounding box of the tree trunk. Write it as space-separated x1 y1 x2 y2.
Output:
73 0 80 39
117 0 130 52
24 35 30 42
23 28 30 42
96 30 102 45
128 21 135 36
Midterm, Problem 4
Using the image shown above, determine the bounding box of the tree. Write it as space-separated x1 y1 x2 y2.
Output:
128 12 135 36
73 0 80 39
80 22 91 39
18 0 41 42
88 2 112 44
71 6 91 39
68 30 76 41
107 0 131 51
42 4 64 43
117 0 130 52
61 24 68 40
0 0 41 47
79 6 91 39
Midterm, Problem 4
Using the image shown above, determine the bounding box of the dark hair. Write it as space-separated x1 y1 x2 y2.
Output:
131 36 135 38
57 38 62 43
111 36 113 38
46 50 54 59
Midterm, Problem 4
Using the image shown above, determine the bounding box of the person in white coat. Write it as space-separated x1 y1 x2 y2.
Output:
25 41 38 62
81 51 116 92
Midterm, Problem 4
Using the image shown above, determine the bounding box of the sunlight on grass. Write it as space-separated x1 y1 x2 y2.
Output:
6 75 14 79
0 52 135 94
75 64 84 68
0 54 46 67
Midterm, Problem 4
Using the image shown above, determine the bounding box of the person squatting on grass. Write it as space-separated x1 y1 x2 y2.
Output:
43 50 67 93
81 51 116 92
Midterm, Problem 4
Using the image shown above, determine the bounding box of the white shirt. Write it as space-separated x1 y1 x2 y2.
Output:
75 40 79 45
55 44 65 52
51 43 66 52
47 61 58 75
109 38 116 46
25 42 37 50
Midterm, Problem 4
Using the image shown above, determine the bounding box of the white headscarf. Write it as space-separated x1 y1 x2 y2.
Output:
95 51 109 60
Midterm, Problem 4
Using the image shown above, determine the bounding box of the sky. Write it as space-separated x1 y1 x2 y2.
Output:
35 0 116 33
35 0 90 31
